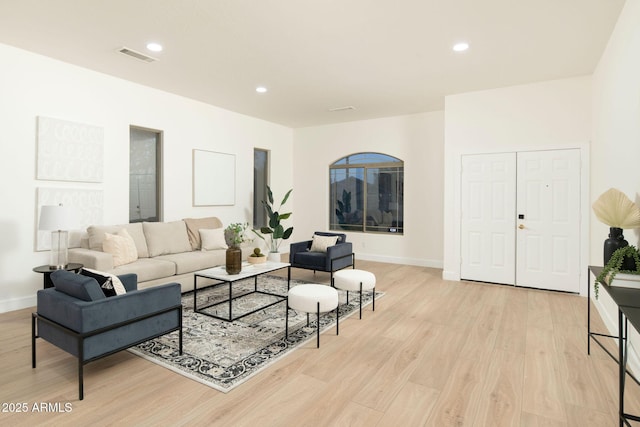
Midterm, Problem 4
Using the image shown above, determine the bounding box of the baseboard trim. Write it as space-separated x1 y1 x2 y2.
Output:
442 270 460 281
354 253 442 269
0 295 36 313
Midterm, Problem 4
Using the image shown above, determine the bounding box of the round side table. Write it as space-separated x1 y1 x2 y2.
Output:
33 263 84 289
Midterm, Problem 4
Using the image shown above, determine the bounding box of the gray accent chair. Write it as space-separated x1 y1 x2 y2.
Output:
289 232 354 279
32 270 182 400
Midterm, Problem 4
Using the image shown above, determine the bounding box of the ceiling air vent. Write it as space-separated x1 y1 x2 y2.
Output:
117 47 157 63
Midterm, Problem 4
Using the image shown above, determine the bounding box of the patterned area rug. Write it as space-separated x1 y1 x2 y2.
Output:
128 274 381 393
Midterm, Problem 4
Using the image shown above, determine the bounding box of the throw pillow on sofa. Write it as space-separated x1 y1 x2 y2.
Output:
79 268 126 297
87 223 149 258
102 228 138 267
199 228 228 251
183 217 224 250
143 220 192 257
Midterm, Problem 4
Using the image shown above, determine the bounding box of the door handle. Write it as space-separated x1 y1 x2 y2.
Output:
518 224 525 230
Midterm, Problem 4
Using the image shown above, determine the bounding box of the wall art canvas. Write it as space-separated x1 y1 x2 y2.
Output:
36 187 104 251
193 149 235 206
37 116 104 182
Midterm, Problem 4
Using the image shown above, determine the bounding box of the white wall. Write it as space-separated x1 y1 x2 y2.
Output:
443 76 592 292
292 111 444 267
0 43 293 313
591 0 640 364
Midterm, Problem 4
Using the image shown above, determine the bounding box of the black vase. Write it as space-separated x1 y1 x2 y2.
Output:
604 227 628 266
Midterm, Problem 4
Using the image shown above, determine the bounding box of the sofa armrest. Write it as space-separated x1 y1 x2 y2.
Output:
69 248 114 271
326 242 354 271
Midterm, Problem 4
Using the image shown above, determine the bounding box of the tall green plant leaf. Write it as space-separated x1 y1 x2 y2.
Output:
267 186 274 205
281 189 292 206
273 224 284 239
283 227 293 240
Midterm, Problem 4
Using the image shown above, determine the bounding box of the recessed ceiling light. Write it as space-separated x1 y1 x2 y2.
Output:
453 42 469 52
256 86 268 93
146 42 163 52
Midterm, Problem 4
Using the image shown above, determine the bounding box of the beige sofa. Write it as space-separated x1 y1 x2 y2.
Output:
68 217 251 292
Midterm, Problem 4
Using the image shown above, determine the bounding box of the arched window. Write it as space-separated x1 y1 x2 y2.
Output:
330 153 404 234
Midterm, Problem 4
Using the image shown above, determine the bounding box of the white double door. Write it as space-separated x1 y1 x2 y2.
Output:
460 149 580 292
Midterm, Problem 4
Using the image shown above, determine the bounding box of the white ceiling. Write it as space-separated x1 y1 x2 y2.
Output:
0 0 625 128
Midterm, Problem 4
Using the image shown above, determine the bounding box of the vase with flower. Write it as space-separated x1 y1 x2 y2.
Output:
224 222 249 274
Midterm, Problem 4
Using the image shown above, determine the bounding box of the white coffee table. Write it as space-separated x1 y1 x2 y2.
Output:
193 261 290 321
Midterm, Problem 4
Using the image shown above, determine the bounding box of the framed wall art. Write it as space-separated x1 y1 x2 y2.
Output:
192 149 235 206
36 116 104 182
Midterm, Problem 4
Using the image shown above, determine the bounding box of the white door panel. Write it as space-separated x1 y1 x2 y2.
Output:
461 153 516 285
516 150 580 292
460 149 581 293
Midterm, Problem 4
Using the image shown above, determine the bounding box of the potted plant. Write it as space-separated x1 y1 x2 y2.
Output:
595 246 640 298
224 222 249 274
253 186 293 262
592 188 640 266
247 247 267 264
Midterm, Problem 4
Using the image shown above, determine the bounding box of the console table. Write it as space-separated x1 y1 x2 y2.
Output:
587 265 640 426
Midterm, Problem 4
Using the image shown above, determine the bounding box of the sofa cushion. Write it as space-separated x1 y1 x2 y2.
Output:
51 270 106 301
200 228 228 251
310 234 339 253
143 221 192 257
183 217 224 250
87 223 149 258
156 251 226 275
108 258 177 283
103 229 138 267
79 268 126 297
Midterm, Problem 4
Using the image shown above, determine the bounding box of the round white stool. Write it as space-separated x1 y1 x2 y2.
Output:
286 284 339 348
332 269 376 319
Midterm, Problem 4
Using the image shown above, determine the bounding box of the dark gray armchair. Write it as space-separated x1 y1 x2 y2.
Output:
32 270 182 400
289 232 354 279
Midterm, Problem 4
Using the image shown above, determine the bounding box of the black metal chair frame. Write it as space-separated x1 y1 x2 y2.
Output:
327 252 356 281
32 304 183 400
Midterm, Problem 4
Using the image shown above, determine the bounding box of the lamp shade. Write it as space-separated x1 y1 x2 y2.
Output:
38 205 78 231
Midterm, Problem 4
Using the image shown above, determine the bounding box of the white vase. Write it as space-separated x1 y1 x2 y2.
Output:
268 252 281 262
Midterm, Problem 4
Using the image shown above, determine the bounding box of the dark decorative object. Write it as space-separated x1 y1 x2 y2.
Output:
604 227 629 266
595 245 640 298
592 188 640 266
224 222 249 275
225 246 242 274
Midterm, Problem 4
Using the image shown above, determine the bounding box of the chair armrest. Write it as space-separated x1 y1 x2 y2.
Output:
69 248 114 271
37 282 181 334
326 242 353 270
118 274 138 292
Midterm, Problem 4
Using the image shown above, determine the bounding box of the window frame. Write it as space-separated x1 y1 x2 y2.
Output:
329 152 404 235
129 126 163 223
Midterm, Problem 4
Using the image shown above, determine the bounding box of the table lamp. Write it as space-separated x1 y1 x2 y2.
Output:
39 204 78 269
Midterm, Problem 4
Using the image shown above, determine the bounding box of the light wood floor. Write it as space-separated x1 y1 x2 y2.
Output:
1 261 639 426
